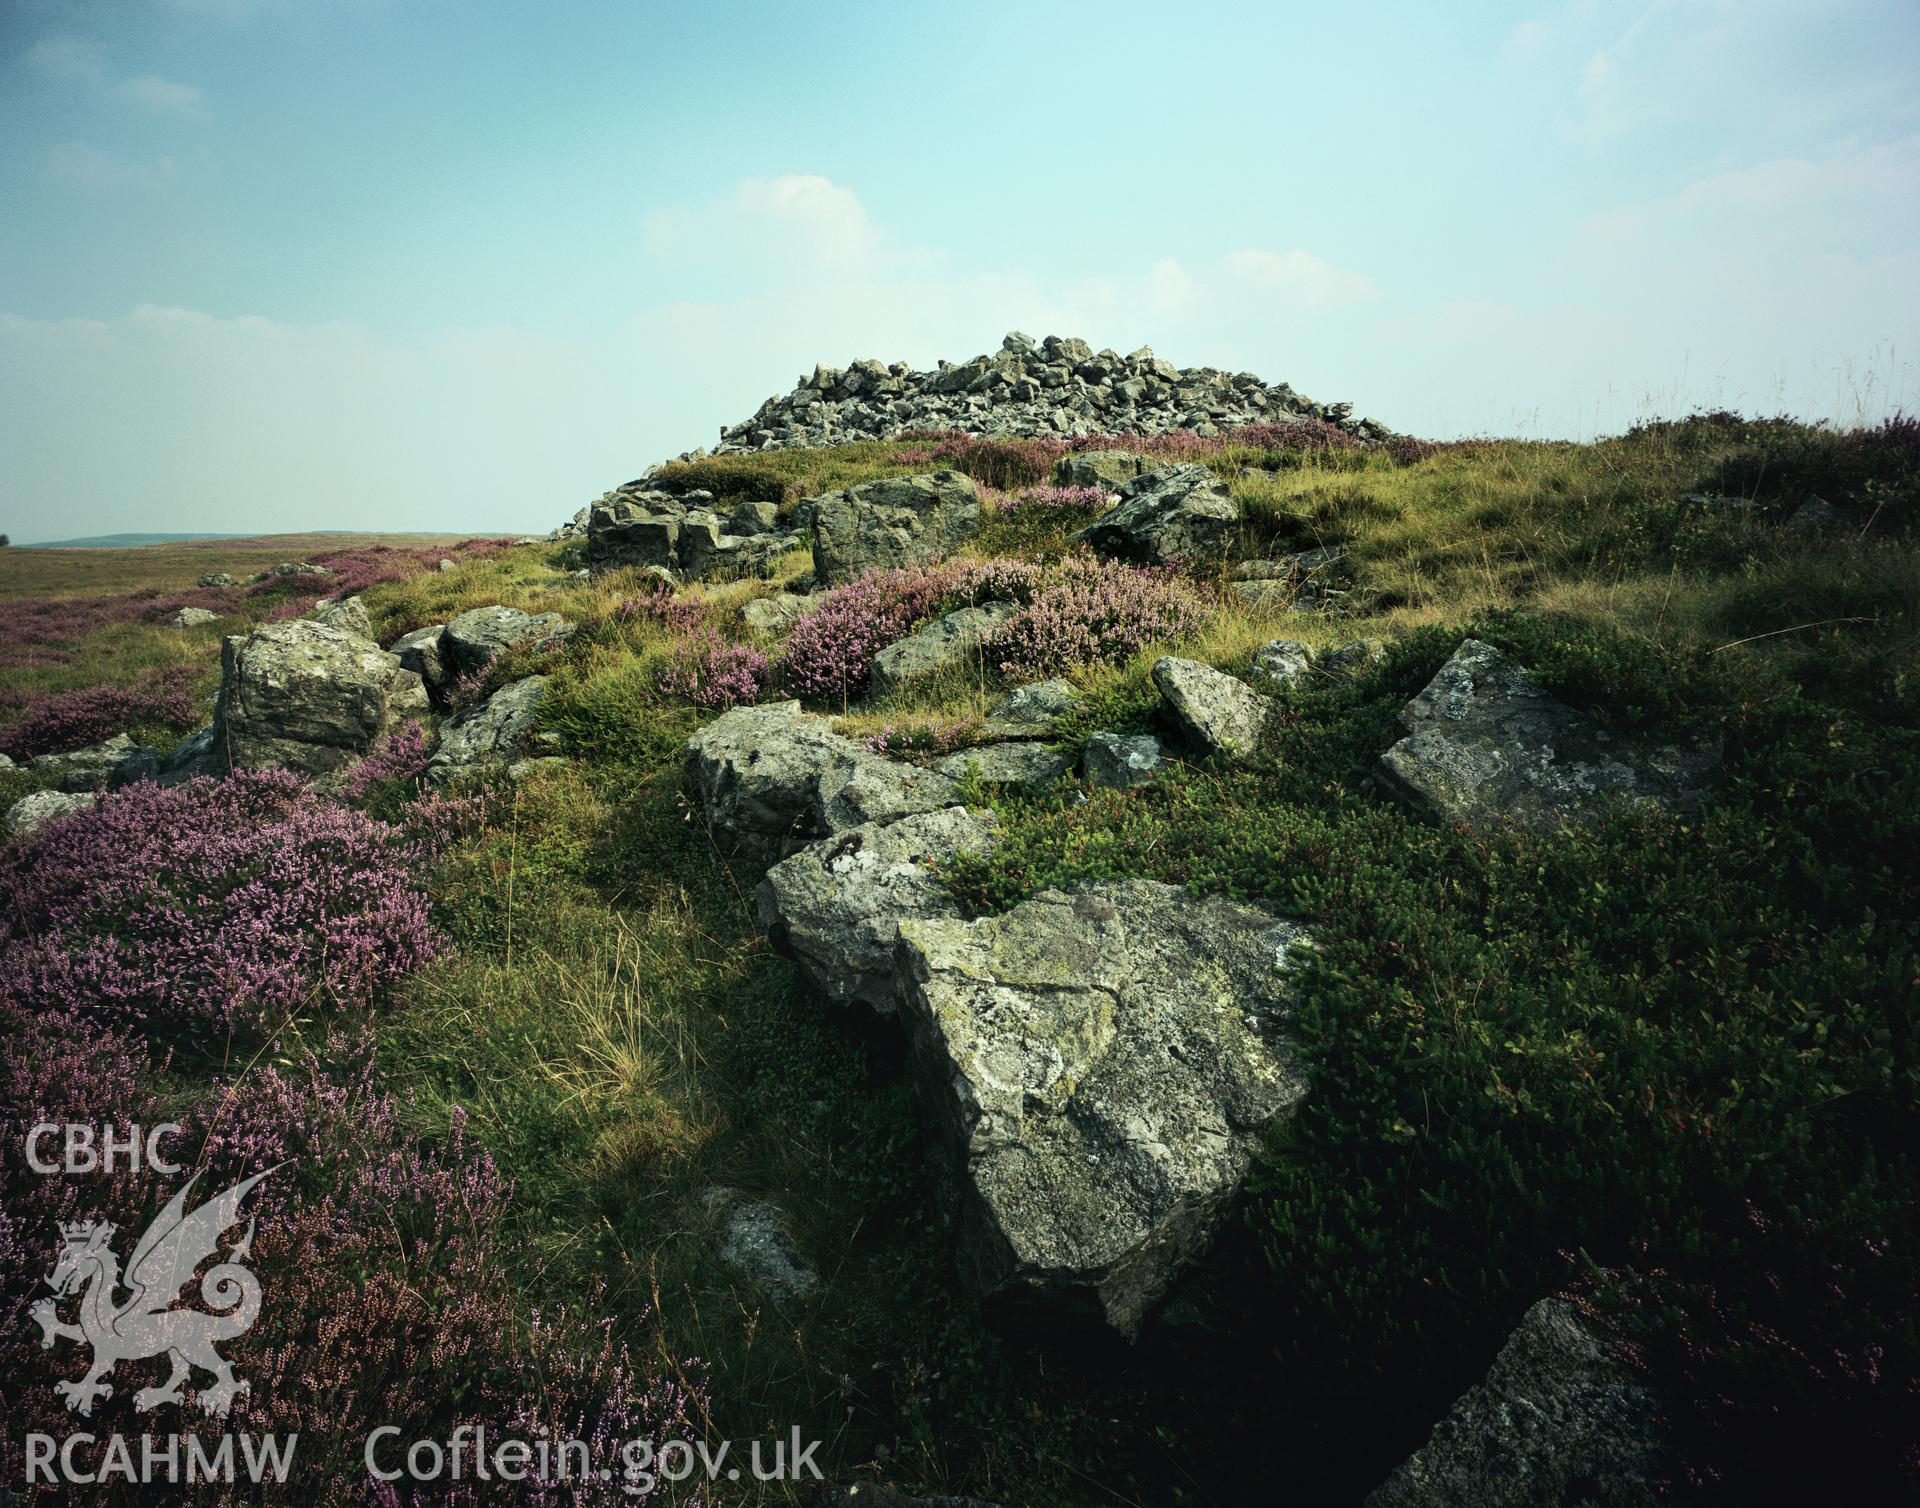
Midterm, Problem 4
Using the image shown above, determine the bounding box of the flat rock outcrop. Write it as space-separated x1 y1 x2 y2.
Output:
684 702 964 866
1070 464 1240 564
29 733 158 792
1366 1299 1662 1508
1082 731 1166 790
756 806 997 1014
211 620 426 781
6 789 98 839
933 741 1072 791
706 332 1381 455
1376 640 1720 832
982 678 1079 739
870 602 1019 698
809 471 982 587
893 879 1312 1336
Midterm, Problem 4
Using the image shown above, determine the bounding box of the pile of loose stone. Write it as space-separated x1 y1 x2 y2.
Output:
707 331 1387 455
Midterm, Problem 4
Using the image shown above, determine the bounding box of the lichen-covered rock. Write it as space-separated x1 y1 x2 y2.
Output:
893 880 1312 1336
756 806 996 1014
1054 449 1149 491
197 571 238 588
29 733 159 792
701 1187 818 1302
1365 1299 1662 1508
983 678 1080 739
1248 639 1314 689
1071 464 1239 564
212 619 419 780
810 471 982 586
442 605 572 680
389 624 450 703
1321 636 1386 677
172 606 219 628
684 702 964 866
934 741 1072 791
1375 640 1720 832
426 675 549 784
741 592 807 635
157 724 221 786
870 603 1021 698
1082 731 1166 790
5 789 98 839
313 594 374 640
1152 657 1276 758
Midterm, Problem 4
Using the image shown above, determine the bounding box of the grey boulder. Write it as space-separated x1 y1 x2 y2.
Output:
756 806 997 1014
388 624 451 704
1248 639 1314 690
1054 449 1149 491
172 606 219 628
6 790 99 839
809 470 982 586
983 677 1080 739
212 619 421 780
934 741 1072 791
157 724 222 786
426 675 549 784
702 1187 818 1302
1082 731 1167 790
895 880 1311 1336
1070 464 1239 564
870 603 1020 698
196 572 238 588
29 733 159 792
1375 639 1720 832
312 594 375 640
1152 657 1276 758
684 702 964 867
741 592 807 635
1366 1299 1662 1508
442 605 573 680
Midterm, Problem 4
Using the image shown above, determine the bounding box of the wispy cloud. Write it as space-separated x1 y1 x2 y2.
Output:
118 76 209 116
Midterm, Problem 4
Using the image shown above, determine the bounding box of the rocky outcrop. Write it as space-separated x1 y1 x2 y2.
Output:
426 676 549 784
1376 640 1720 832
982 678 1080 739
809 471 982 587
1054 449 1150 491
756 806 997 1014
684 702 964 866
933 741 1072 791
1366 1299 1663 1508
211 620 426 781
584 479 803 581
5 790 98 839
704 333 1382 456
442 605 572 681
702 1187 818 1302
1152 657 1276 758
1071 464 1240 564
869 602 1019 698
893 880 1312 1336
312 595 374 639
29 733 158 792
1082 731 1166 790
157 724 221 786
389 624 451 704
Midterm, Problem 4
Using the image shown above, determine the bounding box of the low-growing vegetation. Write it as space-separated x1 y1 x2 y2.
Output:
1 411 1915 1504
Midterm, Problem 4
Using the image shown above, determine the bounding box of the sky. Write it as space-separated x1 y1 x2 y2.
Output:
1 0 1917 542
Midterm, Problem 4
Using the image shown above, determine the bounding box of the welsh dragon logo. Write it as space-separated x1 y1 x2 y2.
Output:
30 1167 277 1418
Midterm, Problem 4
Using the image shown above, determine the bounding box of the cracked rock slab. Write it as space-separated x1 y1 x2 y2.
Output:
1152 657 1276 758
1375 639 1720 832
894 879 1312 1336
756 806 997 1014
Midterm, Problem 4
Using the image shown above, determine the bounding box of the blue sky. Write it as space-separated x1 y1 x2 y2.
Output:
2 0 1916 541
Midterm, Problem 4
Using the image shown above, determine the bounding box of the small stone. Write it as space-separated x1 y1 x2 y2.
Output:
437 558 457 572
1783 495 1840 534
741 593 807 635
1082 732 1166 790
1320 637 1385 677
983 678 1081 739
1152 657 1276 758
702 1187 818 1301
934 741 1073 791
172 606 219 627
1248 640 1314 689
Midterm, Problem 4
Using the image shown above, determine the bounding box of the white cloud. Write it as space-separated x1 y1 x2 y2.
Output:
27 36 106 84
1223 249 1378 310
45 143 178 191
118 76 209 116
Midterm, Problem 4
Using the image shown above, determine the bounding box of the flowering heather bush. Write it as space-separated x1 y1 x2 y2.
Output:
617 584 709 638
981 558 1209 681
658 628 774 710
0 772 443 1034
334 719 435 803
0 664 204 759
0 588 246 656
0 1025 713 1505
1004 484 1109 513
861 712 985 758
783 559 1042 702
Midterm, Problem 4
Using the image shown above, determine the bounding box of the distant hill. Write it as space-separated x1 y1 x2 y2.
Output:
17 532 259 549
